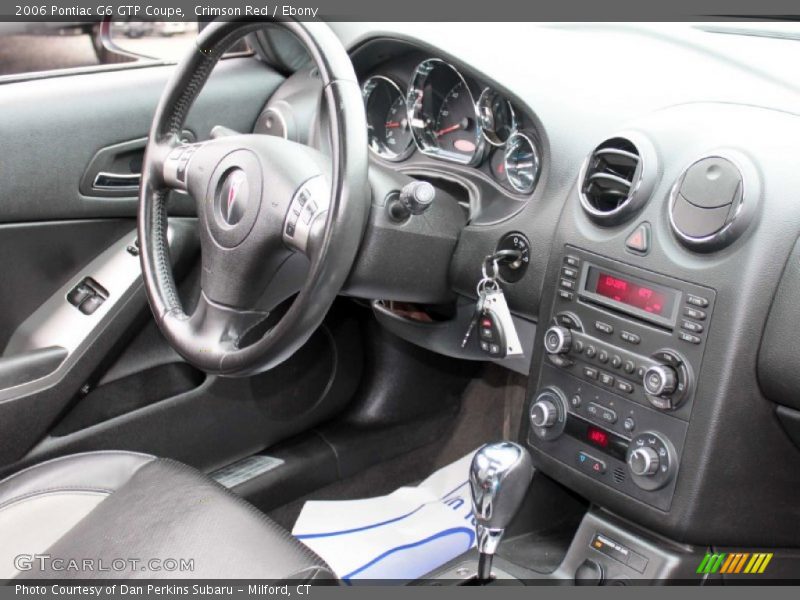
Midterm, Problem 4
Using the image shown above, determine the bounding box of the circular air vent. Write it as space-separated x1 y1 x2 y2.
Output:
668 153 758 252
579 136 655 226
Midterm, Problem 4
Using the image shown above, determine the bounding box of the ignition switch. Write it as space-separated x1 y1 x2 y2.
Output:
495 232 531 283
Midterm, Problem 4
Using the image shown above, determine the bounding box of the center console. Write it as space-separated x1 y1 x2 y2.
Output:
527 246 715 510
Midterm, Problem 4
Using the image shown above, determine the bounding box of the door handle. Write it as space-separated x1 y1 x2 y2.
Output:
92 171 141 191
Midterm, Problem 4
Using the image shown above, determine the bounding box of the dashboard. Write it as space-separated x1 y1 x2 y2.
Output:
256 23 800 551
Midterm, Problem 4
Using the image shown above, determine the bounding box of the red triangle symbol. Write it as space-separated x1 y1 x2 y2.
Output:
630 231 643 247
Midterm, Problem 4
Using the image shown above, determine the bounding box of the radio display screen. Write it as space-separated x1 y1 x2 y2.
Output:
584 266 678 323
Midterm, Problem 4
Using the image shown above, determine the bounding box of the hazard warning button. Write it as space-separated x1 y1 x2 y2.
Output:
626 223 650 254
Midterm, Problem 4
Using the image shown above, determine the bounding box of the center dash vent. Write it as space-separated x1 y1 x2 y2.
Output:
580 136 651 225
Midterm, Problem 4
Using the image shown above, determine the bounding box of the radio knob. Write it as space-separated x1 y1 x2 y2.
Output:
530 398 558 428
628 447 660 477
544 326 572 355
643 364 677 396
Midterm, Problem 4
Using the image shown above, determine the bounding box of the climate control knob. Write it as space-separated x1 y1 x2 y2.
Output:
544 326 572 355
643 364 677 397
628 447 660 477
530 399 558 428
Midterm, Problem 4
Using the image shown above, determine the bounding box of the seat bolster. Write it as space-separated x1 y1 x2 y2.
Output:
0 451 155 511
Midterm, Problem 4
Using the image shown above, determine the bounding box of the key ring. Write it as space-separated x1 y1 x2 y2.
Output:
482 255 500 281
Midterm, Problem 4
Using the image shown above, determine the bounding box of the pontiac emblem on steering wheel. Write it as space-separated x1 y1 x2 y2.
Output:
219 169 249 226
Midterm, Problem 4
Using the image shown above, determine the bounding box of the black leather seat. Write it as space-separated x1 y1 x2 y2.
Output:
0 451 334 581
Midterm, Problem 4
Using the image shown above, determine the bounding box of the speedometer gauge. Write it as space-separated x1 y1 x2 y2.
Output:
362 76 414 161
406 59 483 165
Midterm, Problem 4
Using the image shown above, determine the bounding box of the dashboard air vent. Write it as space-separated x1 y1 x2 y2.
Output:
669 153 757 253
580 137 647 225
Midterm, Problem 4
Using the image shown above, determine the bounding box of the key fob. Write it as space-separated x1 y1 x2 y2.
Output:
478 308 507 358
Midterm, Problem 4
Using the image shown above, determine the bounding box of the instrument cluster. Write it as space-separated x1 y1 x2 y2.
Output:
361 58 541 195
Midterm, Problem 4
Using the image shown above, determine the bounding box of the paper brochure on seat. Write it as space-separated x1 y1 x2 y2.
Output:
292 452 477 582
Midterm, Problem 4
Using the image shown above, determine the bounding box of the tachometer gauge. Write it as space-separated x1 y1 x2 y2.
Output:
504 132 540 194
407 59 483 165
477 88 517 146
362 76 414 161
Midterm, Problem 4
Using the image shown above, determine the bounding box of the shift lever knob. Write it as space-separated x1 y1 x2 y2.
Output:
469 441 534 581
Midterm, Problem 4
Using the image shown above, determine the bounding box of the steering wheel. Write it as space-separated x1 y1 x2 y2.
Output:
138 20 369 377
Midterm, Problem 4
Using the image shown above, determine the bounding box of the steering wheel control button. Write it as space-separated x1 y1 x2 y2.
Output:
283 176 330 254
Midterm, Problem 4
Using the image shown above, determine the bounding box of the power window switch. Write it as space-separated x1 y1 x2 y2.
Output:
79 294 105 315
67 283 94 307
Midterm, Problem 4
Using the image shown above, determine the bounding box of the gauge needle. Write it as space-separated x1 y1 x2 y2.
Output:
385 121 402 129
435 118 469 138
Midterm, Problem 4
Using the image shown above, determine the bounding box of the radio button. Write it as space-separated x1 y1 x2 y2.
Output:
598 350 609 364
562 266 578 279
583 366 599 380
678 332 701 345
623 417 636 432
686 294 709 308
545 326 572 354
574 340 585 354
623 360 636 374
558 290 574 301
684 307 706 321
584 345 597 359
681 320 703 334
595 321 614 335
617 380 634 394
560 278 576 290
599 372 615 387
555 312 582 330
611 355 622 369
564 255 580 268
620 331 641 345
570 394 582 408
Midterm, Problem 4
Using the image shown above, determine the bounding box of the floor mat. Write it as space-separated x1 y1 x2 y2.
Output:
292 451 477 582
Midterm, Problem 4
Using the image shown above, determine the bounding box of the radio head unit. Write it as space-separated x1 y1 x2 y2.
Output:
580 265 681 330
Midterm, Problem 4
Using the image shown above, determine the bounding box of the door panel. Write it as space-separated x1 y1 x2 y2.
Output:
0 55 366 477
0 57 284 222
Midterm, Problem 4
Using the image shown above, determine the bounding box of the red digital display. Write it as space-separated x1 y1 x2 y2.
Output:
594 271 668 317
587 426 609 448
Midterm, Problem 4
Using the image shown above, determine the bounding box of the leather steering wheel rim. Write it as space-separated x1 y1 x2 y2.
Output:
138 19 369 377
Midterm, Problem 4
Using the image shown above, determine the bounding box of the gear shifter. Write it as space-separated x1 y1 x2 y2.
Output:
469 442 534 582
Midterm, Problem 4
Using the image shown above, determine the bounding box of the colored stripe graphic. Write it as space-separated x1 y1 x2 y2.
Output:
697 552 773 575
